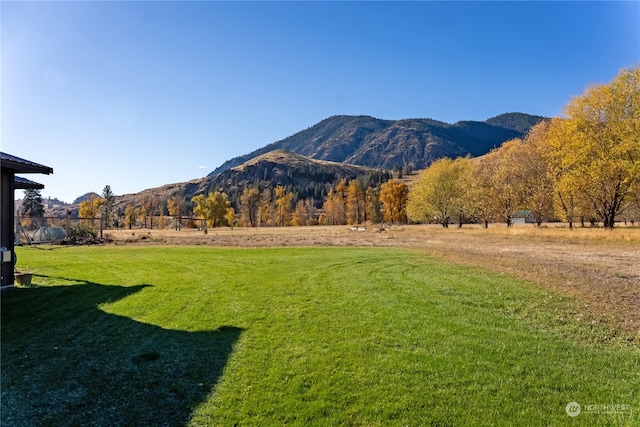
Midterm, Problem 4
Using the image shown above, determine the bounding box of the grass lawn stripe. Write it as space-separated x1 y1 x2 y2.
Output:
2 246 638 426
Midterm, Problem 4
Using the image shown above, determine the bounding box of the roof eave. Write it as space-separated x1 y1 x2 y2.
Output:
15 176 45 190
0 152 54 175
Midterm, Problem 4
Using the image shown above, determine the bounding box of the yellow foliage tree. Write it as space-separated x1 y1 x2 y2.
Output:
537 119 591 227
547 65 640 228
365 187 382 224
346 180 366 225
274 186 294 227
167 196 184 230
407 157 472 227
79 194 105 227
464 158 495 228
124 204 138 229
139 197 150 229
225 207 237 229
322 179 349 225
239 187 260 227
322 188 346 225
192 191 231 231
475 139 535 227
259 189 273 226
291 199 316 226
521 122 556 225
379 179 408 224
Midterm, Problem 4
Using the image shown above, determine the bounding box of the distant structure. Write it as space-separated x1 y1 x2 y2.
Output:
1 152 53 287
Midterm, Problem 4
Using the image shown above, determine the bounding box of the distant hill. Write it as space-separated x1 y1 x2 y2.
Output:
211 113 547 175
51 150 386 217
73 192 100 205
198 149 389 206
485 112 547 133
53 112 547 217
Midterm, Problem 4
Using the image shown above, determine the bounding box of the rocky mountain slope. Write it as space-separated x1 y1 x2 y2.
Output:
211 113 546 175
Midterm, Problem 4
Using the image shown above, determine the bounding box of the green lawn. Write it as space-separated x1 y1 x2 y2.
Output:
2 246 638 426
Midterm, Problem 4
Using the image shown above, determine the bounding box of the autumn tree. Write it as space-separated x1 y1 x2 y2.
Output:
520 123 556 226
379 179 408 224
322 188 347 225
476 140 532 227
167 196 184 230
147 197 158 229
209 192 231 228
157 215 168 230
365 187 382 223
291 199 317 226
464 158 495 228
225 207 237 229
291 200 307 226
79 194 105 227
625 184 640 224
346 180 366 225
274 186 294 227
259 188 273 226
192 192 231 231
124 204 138 229
240 187 260 227
545 66 640 228
324 179 350 225
139 197 150 229
407 157 471 227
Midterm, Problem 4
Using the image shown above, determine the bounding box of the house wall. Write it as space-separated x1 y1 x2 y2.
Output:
1 168 16 286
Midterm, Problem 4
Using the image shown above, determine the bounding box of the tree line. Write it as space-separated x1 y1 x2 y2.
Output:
408 65 639 229
22 66 639 230
46 176 407 230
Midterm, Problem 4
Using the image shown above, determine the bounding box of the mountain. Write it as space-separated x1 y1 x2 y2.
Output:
485 112 547 133
73 192 100 205
198 149 388 206
51 150 386 217
52 112 546 217
211 113 547 175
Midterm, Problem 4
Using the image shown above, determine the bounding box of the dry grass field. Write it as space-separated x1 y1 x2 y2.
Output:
104 223 640 343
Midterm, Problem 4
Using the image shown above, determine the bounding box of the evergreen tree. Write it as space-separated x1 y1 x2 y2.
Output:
102 185 115 228
22 189 45 227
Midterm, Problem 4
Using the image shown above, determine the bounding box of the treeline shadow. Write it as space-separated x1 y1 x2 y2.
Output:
1 280 243 426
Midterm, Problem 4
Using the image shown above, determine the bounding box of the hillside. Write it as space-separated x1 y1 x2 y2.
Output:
52 112 546 216
211 113 547 174
51 150 384 217
197 149 386 206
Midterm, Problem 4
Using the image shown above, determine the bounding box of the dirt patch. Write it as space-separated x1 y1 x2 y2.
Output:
105 225 640 341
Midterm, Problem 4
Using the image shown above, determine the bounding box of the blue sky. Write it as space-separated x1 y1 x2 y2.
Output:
2 1 639 203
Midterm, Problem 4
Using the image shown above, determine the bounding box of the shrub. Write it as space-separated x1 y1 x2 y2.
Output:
66 222 98 239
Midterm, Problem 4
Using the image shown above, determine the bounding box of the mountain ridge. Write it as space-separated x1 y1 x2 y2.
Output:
210 112 547 175
49 112 547 216
198 149 385 207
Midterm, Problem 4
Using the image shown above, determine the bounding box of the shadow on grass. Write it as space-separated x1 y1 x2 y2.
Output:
1 279 243 426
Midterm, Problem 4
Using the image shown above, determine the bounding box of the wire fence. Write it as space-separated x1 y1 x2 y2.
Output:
17 216 208 243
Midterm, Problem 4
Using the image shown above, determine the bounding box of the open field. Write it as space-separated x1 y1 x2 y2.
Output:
104 224 640 341
3 245 639 426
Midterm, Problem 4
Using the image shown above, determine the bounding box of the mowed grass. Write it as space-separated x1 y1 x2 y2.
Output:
3 246 638 426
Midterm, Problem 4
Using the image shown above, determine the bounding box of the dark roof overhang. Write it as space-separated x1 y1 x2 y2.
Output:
15 176 45 190
1 152 53 175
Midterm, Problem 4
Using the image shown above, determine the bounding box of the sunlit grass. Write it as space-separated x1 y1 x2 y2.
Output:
437 222 640 242
3 246 638 426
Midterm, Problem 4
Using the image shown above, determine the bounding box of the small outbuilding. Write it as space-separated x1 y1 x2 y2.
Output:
32 227 67 243
1 152 53 287
511 210 536 225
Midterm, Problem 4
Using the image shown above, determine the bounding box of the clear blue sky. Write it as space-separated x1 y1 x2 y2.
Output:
2 1 639 203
